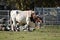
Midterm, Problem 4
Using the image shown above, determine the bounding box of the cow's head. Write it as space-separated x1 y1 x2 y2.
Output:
31 13 37 19
30 12 43 29
30 12 37 23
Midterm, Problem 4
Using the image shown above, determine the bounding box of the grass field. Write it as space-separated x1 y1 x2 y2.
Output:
0 25 60 40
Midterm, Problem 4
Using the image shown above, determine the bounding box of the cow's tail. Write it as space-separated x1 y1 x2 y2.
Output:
10 10 13 31
10 17 13 31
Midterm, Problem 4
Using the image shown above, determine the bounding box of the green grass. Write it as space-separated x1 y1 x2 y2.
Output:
0 25 60 40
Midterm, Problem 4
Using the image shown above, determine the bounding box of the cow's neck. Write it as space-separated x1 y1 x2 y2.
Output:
30 17 35 23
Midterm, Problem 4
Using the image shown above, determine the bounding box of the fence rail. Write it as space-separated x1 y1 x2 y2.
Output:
0 9 60 27
0 10 9 26
34 7 60 25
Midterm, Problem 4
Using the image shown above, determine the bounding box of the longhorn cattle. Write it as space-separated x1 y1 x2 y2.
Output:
10 10 37 31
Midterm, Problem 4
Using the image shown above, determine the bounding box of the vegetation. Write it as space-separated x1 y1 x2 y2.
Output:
0 0 60 10
34 0 60 7
6 0 34 10
0 25 60 40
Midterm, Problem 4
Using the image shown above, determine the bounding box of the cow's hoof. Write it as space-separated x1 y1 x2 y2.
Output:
33 29 36 31
10 30 14 32
28 30 32 32
28 28 36 32
24 30 28 31
2 27 5 31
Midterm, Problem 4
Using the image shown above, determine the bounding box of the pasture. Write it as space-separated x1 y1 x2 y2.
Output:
0 25 60 40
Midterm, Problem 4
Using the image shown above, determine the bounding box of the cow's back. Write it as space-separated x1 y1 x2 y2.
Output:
15 11 32 24
10 10 22 20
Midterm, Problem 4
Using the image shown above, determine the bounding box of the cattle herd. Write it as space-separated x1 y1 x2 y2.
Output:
0 10 43 31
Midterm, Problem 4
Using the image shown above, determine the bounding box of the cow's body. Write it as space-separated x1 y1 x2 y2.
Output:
10 10 35 31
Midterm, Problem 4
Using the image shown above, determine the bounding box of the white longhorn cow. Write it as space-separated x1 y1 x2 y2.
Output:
10 10 36 31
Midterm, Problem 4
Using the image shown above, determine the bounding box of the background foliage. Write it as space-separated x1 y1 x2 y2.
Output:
0 0 60 10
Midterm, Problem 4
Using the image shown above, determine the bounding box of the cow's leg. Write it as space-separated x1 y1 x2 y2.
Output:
16 23 20 31
10 18 14 31
24 17 30 31
13 19 18 31
35 22 41 29
11 18 17 31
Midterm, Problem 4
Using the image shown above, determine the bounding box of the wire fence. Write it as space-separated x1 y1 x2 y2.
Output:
0 9 60 27
34 7 60 26
0 10 9 26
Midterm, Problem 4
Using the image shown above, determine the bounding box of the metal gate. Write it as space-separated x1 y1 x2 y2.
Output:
34 7 60 25
0 10 9 27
